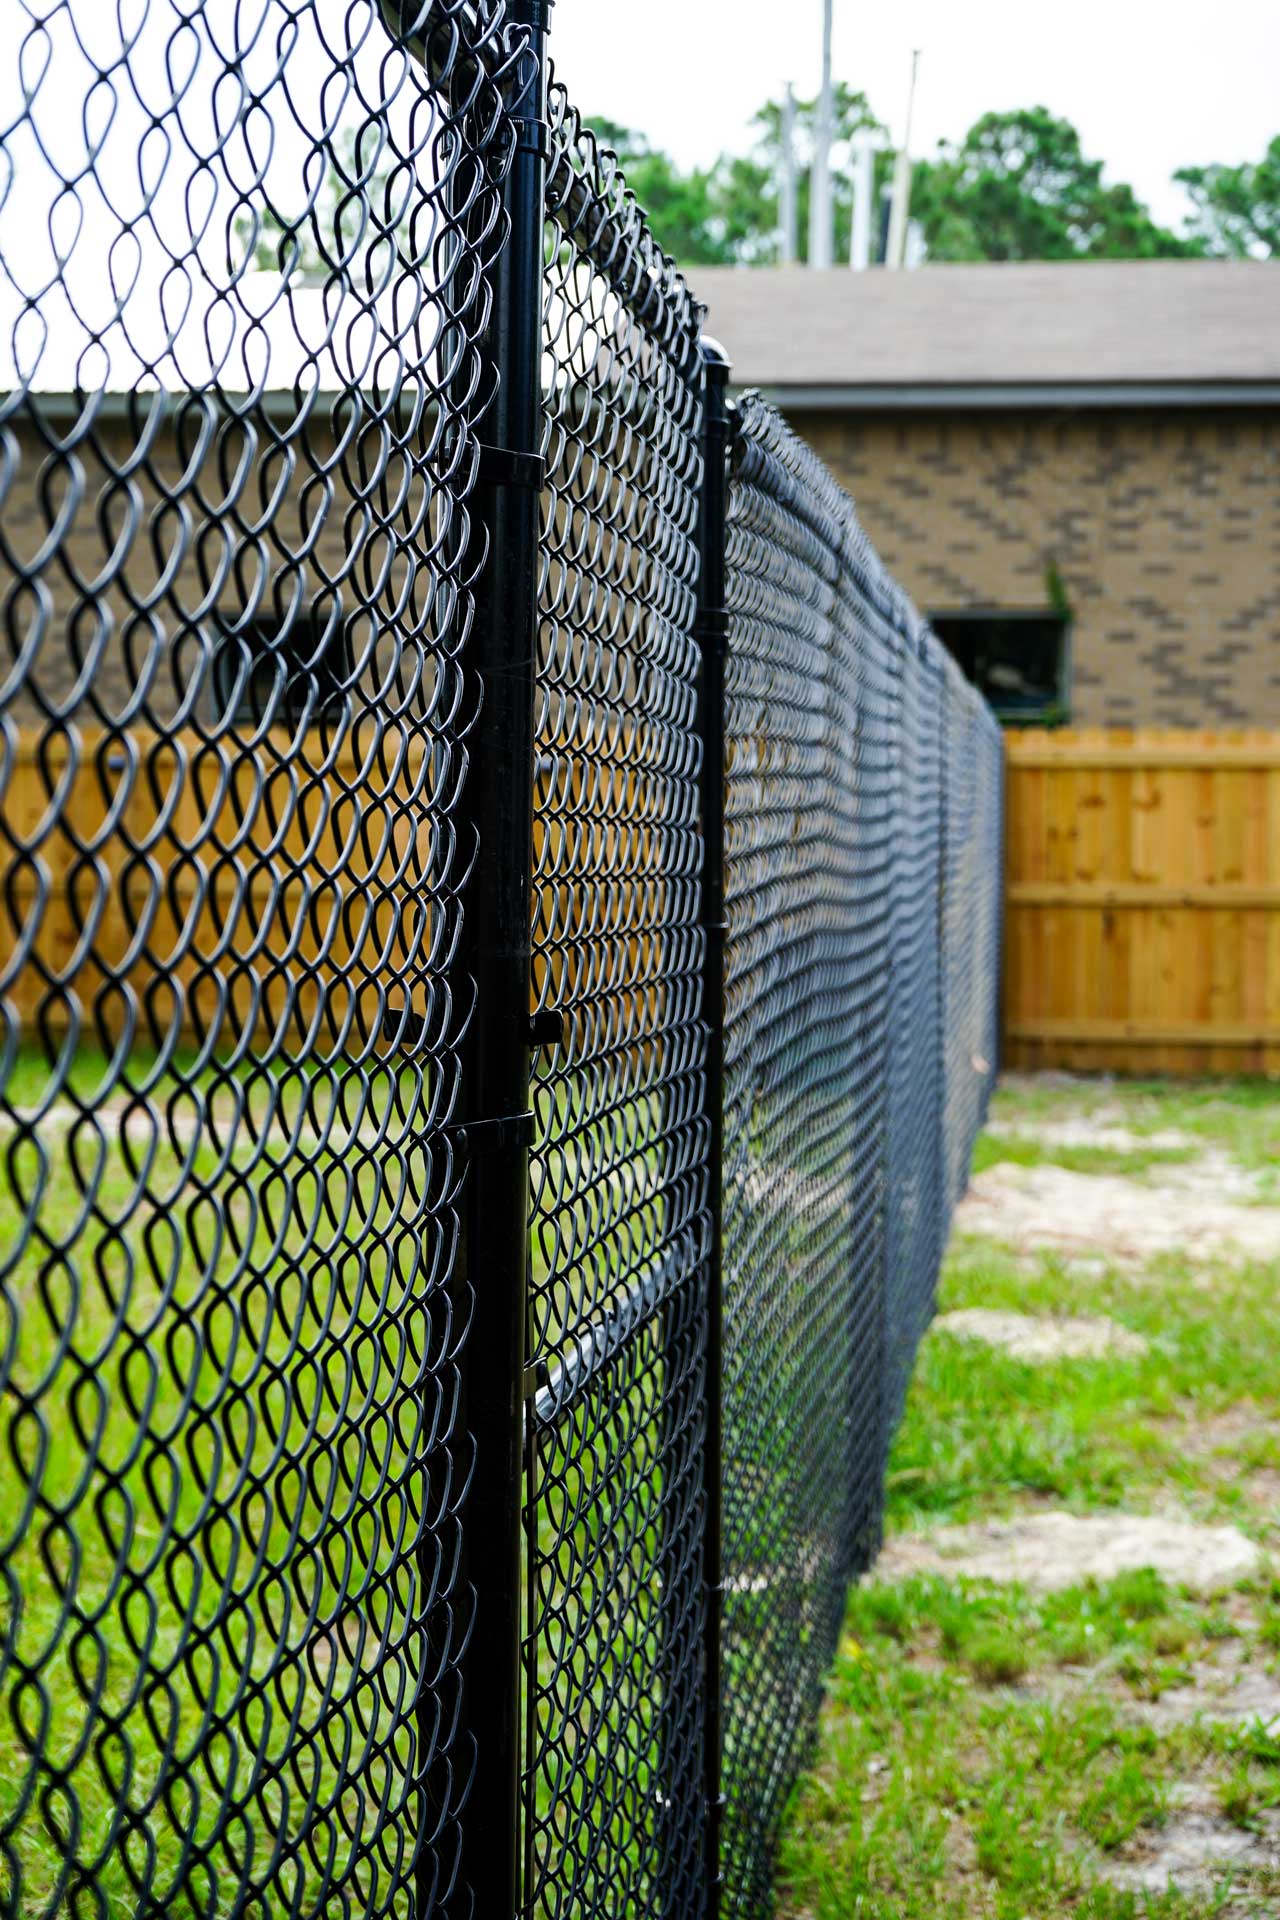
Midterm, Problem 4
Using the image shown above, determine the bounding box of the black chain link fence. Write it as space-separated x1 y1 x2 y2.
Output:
719 397 1001 1915
0 3 529 1915
0 6 1002 1917
523 81 709 1920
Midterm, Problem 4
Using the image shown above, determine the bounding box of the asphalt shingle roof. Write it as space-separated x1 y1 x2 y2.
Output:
694 262 1280 399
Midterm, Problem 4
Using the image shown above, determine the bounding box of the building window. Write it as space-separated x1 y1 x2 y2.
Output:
930 610 1070 726
212 610 352 728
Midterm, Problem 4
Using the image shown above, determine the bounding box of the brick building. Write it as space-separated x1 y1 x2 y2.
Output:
699 261 1280 727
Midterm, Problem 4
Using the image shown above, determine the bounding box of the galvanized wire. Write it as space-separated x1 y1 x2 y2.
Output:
719 393 1004 1917
522 78 708 1920
0 3 526 1915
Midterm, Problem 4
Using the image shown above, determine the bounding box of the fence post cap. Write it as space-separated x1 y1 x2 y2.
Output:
699 334 732 374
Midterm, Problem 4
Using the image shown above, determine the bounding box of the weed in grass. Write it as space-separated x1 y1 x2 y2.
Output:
1109 1567 1172 1621
1150 1619 1197 1657
966 1632 1030 1687
1218 1763 1263 1829
1077 1754 1169 1851
1051 1621 1099 1666
858 1583 915 1643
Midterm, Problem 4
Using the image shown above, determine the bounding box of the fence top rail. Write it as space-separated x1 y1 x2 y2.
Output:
1006 729 1280 769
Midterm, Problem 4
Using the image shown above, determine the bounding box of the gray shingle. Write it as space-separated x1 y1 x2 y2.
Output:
696 262 1280 394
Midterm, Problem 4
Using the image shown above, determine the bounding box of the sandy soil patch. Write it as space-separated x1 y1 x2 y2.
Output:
874 1511 1262 1593
1140 1638 1280 1734
933 1308 1148 1363
1161 1149 1269 1203
955 1161 1280 1264
985 1115 1197 1155
1102 1782 1280 1894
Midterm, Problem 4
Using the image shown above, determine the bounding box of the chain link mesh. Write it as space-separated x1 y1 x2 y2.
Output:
522 81 708 1920
881 626 947 1447
941 659 1002 1215
0 21 1005 1914
0 3 526 1913
719 393 1003 1917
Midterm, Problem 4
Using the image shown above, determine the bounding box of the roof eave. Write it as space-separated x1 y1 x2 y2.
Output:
751 380 1280 412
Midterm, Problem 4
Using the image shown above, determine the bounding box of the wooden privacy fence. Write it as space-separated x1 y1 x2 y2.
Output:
1004 728 1280 1075
0 727 438 1047
18 721 1280 1079
0 726 661 1050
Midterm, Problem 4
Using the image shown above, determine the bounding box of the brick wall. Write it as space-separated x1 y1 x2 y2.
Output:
7 402 1280 731
791 407 1280 727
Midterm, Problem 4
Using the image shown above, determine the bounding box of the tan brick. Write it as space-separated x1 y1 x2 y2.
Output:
789 407 1280 727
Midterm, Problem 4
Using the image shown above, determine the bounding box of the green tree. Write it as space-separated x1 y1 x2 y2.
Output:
585 90 889 267
911 108 1196 261
581 118 737 265
1176 136 1280 256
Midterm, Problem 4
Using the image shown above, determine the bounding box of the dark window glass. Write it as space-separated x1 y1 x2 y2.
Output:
212 610 352 727
930 611 1069 725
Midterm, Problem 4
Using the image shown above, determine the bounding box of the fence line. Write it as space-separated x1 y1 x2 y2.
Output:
717 397 1002 1914
1004 727 1280 1075
0 5 1002 1917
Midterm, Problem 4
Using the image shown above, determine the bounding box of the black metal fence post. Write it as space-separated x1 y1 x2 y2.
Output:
695 335 732 1920
450 5 549 1917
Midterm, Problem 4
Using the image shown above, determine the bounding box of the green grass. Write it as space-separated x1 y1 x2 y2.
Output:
778 1076 1280 1919
0 1043 461 1917
781 1568 1280 1918
10 1051 1280 1916
969 1132 1197 1179
887 1231 1280 1533
991 1075 1280 1200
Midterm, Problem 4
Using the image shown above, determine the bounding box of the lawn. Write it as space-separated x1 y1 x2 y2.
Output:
777 1075 1280 1920
11 1048 1280 1916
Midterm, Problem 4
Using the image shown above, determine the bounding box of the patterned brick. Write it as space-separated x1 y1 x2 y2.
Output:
790 407 1280 727
5 403 1279 731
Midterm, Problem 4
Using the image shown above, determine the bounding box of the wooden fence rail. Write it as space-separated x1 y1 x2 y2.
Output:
1003 728 1280 1076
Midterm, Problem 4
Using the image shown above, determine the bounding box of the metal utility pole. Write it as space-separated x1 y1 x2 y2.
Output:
885 47 920 270
849 129 875 269
808 0 835 269
781 82 799 264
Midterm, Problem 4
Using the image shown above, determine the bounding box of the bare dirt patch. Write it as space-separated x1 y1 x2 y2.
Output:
1143 1409 1280 1535
1140 1638 1280 1735
985 1114 1197 1155
1152 1405 1279 1477
874 1511 1262 1593
933 1308 1148 1363
955 1161 1280 1264
1101 1782 1280 1895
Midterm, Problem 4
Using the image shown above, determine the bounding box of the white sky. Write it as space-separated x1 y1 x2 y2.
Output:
550 0 1280 231
3 0 1275 393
